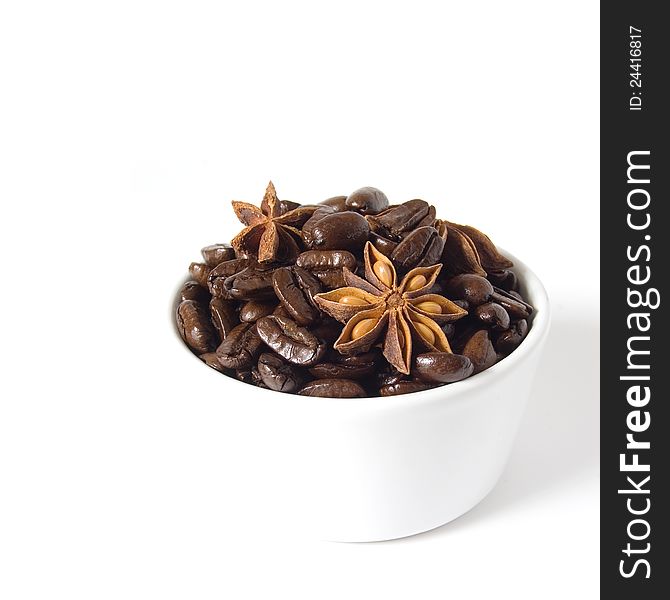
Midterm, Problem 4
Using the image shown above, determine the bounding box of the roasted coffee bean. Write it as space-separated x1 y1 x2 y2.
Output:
319 195 348 211
257 353 303 393
208 258 252 297
444 274 494 306
239 299 276 323
296 250 358 271
415 205 436 229
494 319 529 354
414 352 474 383
176 300 218 354
234 369 254 384
296 250 357 289
391 226 445 270
278 199 302 214
292 266 323 303
310 318 343 345
301 205 334 238
375 369 406 388
209 297 239 339
487 269 518 292
272 266 322 326
308 350 379 380
345 186 389 215
272 304 291 319
298 378 367 398
474 302 510 331
199 352 229 373
189 262 211 288
379 380 435 396
216 322 264 369
492 286 532 320
462 329 497 374
256 315 327 366
367 199 435 240
223 265 276 300
201 243 236 267
442 323 456 339
180 280 211 303
251 366 266 386
369 232 398 257
302 208 370 252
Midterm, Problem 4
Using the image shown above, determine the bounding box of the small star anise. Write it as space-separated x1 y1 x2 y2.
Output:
231 182 317 263
314 242 467 374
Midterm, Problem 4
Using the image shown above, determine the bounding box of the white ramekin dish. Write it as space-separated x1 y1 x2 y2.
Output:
172 249 550 541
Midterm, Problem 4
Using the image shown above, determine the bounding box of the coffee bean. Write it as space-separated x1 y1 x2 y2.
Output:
319 195 348 211
308 350 379 380
296 250 357 289
272 266 321 326
345 186 389 215
216 322 264 369
379 380 435 396
494 319 529 354
209 297 239 339
414 352 474 383
444 274 494 306
298 378 367 397
367 199 435 240
201 243 236 267
309 318 343 345
491 287 532 320
256 315 326 366
462 329 497 374
239 299 276 323
272 304 291 319
442 323 456 339
474 302 510 330
223 265 276 300
369 232 398 257
176 300 218 354
391 226 445 269
375 369 406 388
180 280 211 303
257 352 304 393
277 199 302 215
208 258 252 297
234 369 254 384
199 352 229 373
487 269 518 292
189 262 211 288
302 209 370 252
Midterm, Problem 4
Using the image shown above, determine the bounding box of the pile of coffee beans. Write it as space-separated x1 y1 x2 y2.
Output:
175 184 533 397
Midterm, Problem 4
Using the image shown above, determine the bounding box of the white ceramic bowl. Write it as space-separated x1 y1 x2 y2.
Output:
172 250 550 541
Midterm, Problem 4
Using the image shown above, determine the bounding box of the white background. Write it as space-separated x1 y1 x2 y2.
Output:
0 2 599 598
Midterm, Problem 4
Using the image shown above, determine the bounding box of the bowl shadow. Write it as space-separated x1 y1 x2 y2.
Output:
390 310 599 542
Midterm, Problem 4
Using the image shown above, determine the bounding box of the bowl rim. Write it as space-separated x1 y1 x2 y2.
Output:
171 247 551 407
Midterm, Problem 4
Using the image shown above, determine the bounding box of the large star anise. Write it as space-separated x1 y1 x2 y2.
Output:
314 242 467 374
231 182 317 263
438 219 513 277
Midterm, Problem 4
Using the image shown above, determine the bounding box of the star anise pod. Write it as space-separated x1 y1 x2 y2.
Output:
231 182 317 263
314 242 467 374
438 220 513 276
